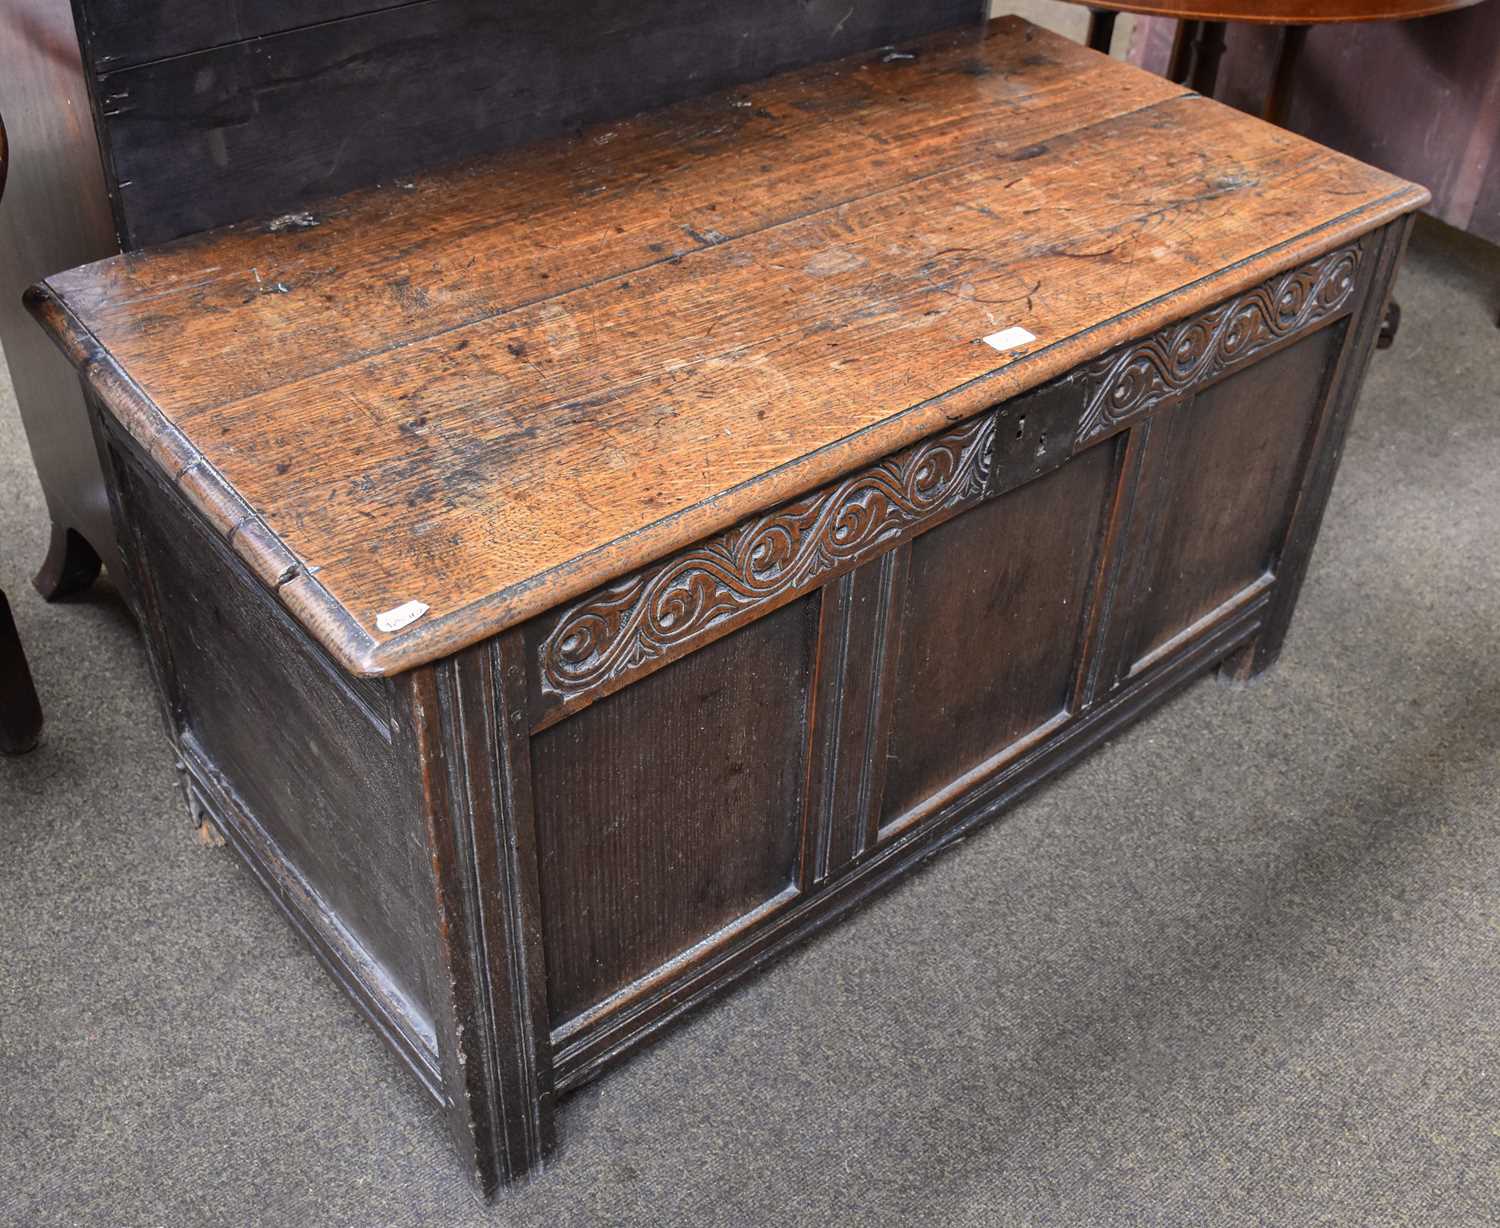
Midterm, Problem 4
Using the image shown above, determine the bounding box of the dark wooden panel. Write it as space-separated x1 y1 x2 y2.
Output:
530 594 818 1027
398 638 555 1194
881 442 1115 827
76 0 416 70
804 548 908 882
1124 324 1343 671
553 540 1274 1095
94 0 981 246
1233 215 1413 679
118 445 433 1022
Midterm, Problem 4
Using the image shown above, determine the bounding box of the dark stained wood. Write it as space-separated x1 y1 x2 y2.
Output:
29 18 1426 677
805 549 909 882
69 220 1415 1194
87 0 982 248
1174 19 1229 95
1087 9 1119 52
74 0 418 70
32 16 1425 1194
1230 213 1417 679
881 441 1115 829
0 586 44 754
1066 242 1365 451
31 523 102 600
1265 23 1310 126
531 595 817 1029
113 436 435 1026
522 412 995 733
396 636 556 1193
1 93 45 753
550 575 1271 1096
1119 325 1342 675
0 0 122 593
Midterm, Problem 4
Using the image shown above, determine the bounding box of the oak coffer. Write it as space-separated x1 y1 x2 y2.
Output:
26 16 1426 1194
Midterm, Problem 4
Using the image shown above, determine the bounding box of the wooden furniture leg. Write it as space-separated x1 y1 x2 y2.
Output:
1264 23 1309 125
0 35 120 603
0 587 43 754
1166 17 1197 80
1087 8 1119 52
1176 19 1228 94
33 522 102 600
1254 23 1408 351
1378 299 1402 349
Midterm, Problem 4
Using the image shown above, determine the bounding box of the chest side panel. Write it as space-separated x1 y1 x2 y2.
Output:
106 433 439 1082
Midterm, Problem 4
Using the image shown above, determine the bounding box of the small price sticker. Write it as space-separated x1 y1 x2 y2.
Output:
981 326 1037 353
376 600 430 633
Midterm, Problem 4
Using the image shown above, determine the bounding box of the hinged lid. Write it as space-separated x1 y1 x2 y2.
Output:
29 16 1427 675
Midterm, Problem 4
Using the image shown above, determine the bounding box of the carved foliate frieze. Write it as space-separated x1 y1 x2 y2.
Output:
1075 245 1362 446
538 413 995 705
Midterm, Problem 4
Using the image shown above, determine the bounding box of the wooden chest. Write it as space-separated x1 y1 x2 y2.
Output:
27 18 1426 1193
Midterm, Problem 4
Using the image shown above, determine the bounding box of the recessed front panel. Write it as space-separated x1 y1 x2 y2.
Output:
880 442 1116 828
530 595 818 1027
1126 325 1343 671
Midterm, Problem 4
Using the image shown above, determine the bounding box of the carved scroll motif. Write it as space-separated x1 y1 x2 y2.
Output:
538 413 995 704
1075 245 1363 445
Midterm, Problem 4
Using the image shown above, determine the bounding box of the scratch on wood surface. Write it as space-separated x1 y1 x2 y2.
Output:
268 211 320 232
682 224 728 247
111 272 224 308
341 390 383 426
803 247 867 277
250 267 291 295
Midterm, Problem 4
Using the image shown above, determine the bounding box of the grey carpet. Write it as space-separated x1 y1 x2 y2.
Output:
2 216 1497 1227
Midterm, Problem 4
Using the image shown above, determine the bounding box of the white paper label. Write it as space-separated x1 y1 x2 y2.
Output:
376 600 430 633
982 326 1037 353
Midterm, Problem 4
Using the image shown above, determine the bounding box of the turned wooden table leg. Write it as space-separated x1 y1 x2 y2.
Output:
0 588 43 754
1256 22 1407 353
1086 9 1118 53
1264 23 1309 126
1167 19 1228 96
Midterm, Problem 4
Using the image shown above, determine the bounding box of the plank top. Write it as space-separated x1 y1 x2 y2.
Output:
30 16 1426 676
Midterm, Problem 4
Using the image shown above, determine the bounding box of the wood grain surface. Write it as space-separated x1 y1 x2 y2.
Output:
531 596 816 1027
83 0 981 246
30 16 1427 676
